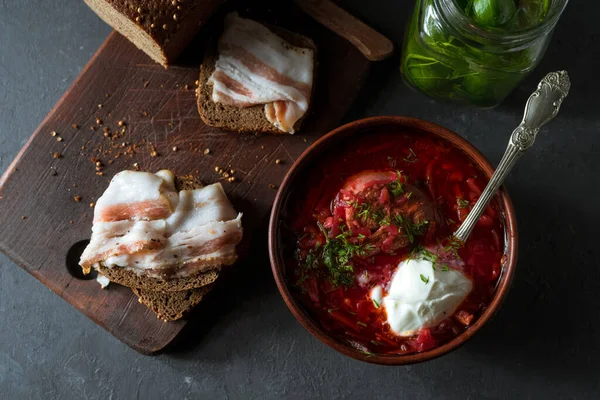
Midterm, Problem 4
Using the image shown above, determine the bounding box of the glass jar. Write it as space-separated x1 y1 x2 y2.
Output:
401 0 569 108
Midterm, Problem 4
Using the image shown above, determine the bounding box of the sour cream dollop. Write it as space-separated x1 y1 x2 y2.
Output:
372 258 472 336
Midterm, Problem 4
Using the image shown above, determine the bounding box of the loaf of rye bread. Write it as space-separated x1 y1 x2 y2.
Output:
84 0 224 67
92 175 233 292
197 24 317 134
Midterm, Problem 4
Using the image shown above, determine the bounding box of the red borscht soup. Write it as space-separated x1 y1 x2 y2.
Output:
284 130 506 355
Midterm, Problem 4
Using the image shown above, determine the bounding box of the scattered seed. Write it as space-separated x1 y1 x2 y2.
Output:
203 148 210 155
96 118 102 125
228 177 236 182
230 169 235 174
275 159 281 164
89 202 96 208
103 132 110 137
150 149 158 157
223 172 230 178
195 80 199 86
21 216 26 220
51 131 57 137
172 146 178 152
53 152 62 159
268 184 277 190
96 171 104 176
163 24 168 30
118 120 125 127
98 103 103 109
57 137 63 142
72 124 80 129
69 220 74 225
74 196 81 202
214 166 220 172
95 161 102 167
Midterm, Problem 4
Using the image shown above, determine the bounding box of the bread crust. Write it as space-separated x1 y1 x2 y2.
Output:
84 0 224 67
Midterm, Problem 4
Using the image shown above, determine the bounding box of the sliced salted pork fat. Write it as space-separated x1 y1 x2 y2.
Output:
208 13 315 134
79 170 243 278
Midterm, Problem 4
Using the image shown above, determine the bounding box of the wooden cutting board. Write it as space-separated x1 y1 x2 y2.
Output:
0 0 375 354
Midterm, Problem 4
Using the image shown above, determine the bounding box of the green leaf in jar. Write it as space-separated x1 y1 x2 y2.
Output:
403 54 455 97
467 0 517 28
509 0 552 30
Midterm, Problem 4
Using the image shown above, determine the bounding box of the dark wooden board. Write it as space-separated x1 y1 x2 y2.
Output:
0 1 371 354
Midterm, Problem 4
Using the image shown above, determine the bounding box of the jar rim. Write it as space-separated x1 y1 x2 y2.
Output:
437 0 569 44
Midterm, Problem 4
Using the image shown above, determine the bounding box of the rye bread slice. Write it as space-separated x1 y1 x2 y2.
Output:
91 174 235 292
197 23 316 134
84 0 223 67
132 285 213 322
97 265 222 292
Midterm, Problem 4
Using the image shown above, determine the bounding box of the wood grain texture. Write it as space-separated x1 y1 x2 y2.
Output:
0 0 371 354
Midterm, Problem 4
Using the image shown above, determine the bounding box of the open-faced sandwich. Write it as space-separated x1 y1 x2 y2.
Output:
198 13 316 134
79 170 243 321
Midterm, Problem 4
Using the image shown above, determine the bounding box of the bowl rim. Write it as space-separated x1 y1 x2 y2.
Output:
268 116 518 365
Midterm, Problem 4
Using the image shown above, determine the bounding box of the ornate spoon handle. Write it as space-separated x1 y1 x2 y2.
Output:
454 71 571 243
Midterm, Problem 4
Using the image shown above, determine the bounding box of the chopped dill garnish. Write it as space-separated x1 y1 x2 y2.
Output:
420 274 430 284
372 298 380 308
357 321 368 327
403 148 418 163
457 197 470 208
388 170 405 198
393 214 429 244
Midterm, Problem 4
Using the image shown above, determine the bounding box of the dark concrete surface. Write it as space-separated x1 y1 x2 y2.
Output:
1 0 598 399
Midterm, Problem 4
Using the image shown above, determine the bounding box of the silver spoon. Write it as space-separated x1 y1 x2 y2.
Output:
454 71 571 243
